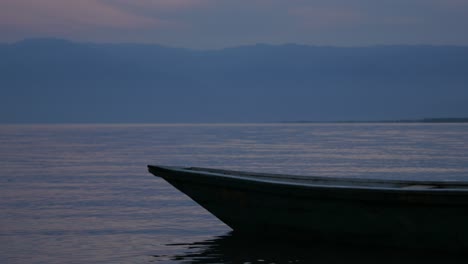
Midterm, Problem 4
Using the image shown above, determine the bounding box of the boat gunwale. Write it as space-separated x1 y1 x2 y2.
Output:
148 165 468 193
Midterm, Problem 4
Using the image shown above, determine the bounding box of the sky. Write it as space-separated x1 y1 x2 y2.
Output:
1 0 468 49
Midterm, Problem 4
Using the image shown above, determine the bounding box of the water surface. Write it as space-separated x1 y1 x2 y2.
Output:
1 123 468 263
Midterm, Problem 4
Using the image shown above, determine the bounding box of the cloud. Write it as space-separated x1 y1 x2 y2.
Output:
1 0 467 47
108 0 210 10
0 0 162 35
288 5 362 29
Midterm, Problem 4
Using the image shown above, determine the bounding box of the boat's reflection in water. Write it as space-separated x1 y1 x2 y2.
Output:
154 232 467 263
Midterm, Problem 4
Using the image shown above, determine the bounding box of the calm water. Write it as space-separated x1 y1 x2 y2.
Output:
1 123 468 263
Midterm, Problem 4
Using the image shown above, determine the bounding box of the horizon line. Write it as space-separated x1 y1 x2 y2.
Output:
1 118 468 126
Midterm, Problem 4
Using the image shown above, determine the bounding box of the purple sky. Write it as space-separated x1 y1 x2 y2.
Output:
2 0 468 48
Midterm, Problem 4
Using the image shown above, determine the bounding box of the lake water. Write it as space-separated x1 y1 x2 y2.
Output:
1 123 468 263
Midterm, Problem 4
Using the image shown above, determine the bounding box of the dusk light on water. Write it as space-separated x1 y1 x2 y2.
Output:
2 124 468 262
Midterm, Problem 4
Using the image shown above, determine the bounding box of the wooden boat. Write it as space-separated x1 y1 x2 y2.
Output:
148 165 468 250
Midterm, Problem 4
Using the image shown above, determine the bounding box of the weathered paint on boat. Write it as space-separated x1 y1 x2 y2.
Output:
148 165 468 250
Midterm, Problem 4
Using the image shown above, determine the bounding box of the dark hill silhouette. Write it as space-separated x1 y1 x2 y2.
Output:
1 39 467 123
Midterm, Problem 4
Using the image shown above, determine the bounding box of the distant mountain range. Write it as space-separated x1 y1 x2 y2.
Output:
1 38 468 123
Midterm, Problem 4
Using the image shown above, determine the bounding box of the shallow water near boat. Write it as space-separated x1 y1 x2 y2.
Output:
1 123 468 263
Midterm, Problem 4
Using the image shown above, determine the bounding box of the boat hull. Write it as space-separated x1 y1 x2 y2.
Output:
148 165 468 250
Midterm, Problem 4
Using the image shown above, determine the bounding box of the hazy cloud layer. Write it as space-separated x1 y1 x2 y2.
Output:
1 0 468 48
